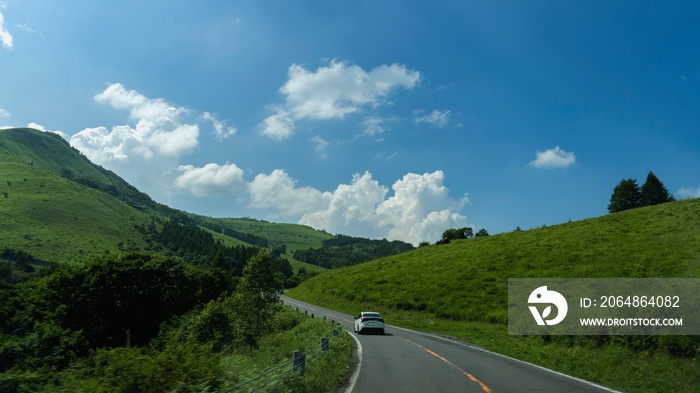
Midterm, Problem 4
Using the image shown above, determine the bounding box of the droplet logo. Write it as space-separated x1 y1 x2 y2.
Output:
528 286 568 326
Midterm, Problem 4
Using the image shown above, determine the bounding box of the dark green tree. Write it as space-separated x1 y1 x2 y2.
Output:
441 227 474 242
231 250 283 346
475 228 490 237
640 171 675 206
608 178 641 213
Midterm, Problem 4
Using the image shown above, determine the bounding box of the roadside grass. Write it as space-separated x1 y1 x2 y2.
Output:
288 198 700 392
20 307 350 393
220 307 351 393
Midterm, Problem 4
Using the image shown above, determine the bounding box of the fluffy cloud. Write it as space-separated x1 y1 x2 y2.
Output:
70 84 205 202
677 186 700 199
260 60 421 140
259 110 295 140
375 171 467 243
174 163 245 197
0 11 12 49
86 83 200 158
529 146 576 169
299 172 389 238
248 170 467 245
248 169 328 217
414 109 451 128
0 107 10 117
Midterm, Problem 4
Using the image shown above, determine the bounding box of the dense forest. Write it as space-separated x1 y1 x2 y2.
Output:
293 234 414 269
0 250 290 392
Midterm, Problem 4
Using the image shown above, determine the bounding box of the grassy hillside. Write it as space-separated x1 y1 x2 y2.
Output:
205 217 333 253
195 216 333 273
0 128 330 270
288 198 700 392
0 153 154 264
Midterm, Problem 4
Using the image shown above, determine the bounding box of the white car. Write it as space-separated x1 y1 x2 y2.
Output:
353 311 385 335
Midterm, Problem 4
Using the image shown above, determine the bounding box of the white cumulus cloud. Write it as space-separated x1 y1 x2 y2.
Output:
86 83 200 158
248 169 328 217
259 110 295 140
70 83 206 203
299 172 389 238
259 60 420 140
375 171 467 244
174 163 245 197
0 107 10 117
529 146 576 169
248 170 466 245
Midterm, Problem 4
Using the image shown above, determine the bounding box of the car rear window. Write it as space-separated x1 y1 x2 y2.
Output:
364 313 382 318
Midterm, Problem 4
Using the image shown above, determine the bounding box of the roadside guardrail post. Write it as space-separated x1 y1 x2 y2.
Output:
321 337 329 352
293 350 305 376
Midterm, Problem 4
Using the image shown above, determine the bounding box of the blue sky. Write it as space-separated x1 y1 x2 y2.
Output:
2 1 699 245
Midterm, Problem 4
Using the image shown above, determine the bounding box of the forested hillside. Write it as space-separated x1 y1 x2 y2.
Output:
0 128 351 392
293 234 414 268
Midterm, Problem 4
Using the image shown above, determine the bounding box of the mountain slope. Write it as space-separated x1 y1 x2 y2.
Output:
289 197 700 322
0 129 156 263
0 128 335 269
0 128 156 209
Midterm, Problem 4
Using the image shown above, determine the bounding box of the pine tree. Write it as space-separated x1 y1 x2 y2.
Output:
640 171 675 206
608 178 641 213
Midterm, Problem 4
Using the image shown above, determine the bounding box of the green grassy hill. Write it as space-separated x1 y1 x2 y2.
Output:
0 128 332 269
288 198 700 392
195 217 331 273
0 129 156 264
290 198 699 319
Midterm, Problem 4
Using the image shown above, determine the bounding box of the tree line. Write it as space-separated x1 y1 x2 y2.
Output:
293 234 414 269
434 226 489 245
136 218 294 280
608 171 675 213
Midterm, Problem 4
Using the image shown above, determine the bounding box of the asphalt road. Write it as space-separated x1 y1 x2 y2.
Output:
282 295 620 393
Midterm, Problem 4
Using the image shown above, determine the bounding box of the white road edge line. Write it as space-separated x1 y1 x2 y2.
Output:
344 331 362 393
389 325 622 393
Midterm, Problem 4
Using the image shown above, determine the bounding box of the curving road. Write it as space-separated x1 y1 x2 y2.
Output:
282 295 620 393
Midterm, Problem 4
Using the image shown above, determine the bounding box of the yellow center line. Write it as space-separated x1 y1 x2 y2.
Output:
398 335 492 393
